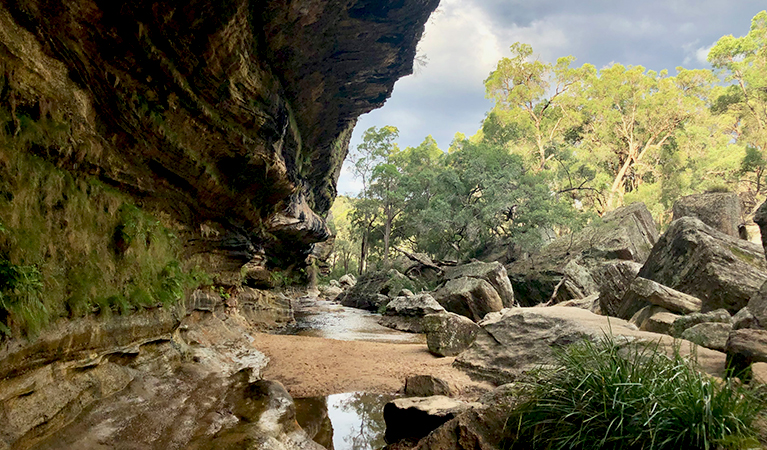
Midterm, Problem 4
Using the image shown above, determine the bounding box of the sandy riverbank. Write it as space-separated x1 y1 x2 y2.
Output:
252 332 492 398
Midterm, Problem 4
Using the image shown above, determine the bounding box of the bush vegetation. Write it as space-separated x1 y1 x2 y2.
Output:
506 336 765 450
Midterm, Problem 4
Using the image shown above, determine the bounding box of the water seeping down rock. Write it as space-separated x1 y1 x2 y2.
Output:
0 0 439 277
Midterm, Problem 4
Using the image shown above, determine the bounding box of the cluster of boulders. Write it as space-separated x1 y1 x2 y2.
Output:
373 191 767 449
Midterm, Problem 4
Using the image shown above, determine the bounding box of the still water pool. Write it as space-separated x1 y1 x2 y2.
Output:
295 392 396 450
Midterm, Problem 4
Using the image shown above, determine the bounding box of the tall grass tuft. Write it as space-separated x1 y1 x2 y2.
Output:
507 336 764 450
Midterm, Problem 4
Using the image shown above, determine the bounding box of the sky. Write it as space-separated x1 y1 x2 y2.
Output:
335 0 767 196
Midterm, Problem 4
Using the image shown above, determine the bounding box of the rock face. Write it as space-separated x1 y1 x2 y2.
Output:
637 217 767 313
0 305 328 450
454 307 727 384
672 192 743 238
507 202 658 306
379 294 445 333
423 312 481 357
433 277 503 322
442 261 515 308
0 0 439 301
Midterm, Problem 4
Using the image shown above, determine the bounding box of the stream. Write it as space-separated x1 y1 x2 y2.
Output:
286 295 419 449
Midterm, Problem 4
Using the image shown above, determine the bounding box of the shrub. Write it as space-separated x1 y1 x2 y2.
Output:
506 336 764 450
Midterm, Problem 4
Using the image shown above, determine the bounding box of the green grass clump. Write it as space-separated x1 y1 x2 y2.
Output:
507 336 764 450
0 106 210 338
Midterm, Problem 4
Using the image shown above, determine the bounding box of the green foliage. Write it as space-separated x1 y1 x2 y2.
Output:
507 337 764 450
0 107 207 337
0 260 46 337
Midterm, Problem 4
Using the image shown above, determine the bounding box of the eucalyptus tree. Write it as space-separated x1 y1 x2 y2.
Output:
575 64 713 209
484 42 587 171
708 10 767 193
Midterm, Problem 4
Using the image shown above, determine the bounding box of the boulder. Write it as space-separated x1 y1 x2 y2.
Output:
629 305 671 330
379 294 446 333
319 285 343 299
670 309 732 338
638 217 767 313
594 260 643 317
433 278 503 322
681 322 732 352
507 202 658 306
383 396 478 444
423 312 480 357
329 279 341 288
339 270 415 311
641 309 678 335
726 328 767 378
339 274 357 288
403 386 520 450
404 375 452 397
672 192 743 238
443 261 516 308
618 277 703 319
383 294 444 317
454 307 727 384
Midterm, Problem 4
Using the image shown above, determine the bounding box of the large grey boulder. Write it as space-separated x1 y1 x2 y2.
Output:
423 312 481 357
672 192 743 238
618 277 703 319
433 277 503 322
507 202 658 306
638 217 767 313
378 294 446 333
383 396 478 444
443 261 515 308
454 307 727 384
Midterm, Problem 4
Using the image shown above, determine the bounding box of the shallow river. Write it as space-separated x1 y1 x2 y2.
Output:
286 295 421 449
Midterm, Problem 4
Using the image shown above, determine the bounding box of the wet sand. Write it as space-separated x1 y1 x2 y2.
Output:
254 296 491 398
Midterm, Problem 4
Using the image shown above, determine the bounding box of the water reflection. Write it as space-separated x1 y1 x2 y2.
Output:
283 296 425 344
296 392 395 450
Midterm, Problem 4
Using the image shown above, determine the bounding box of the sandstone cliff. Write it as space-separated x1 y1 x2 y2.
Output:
0 0 438 334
